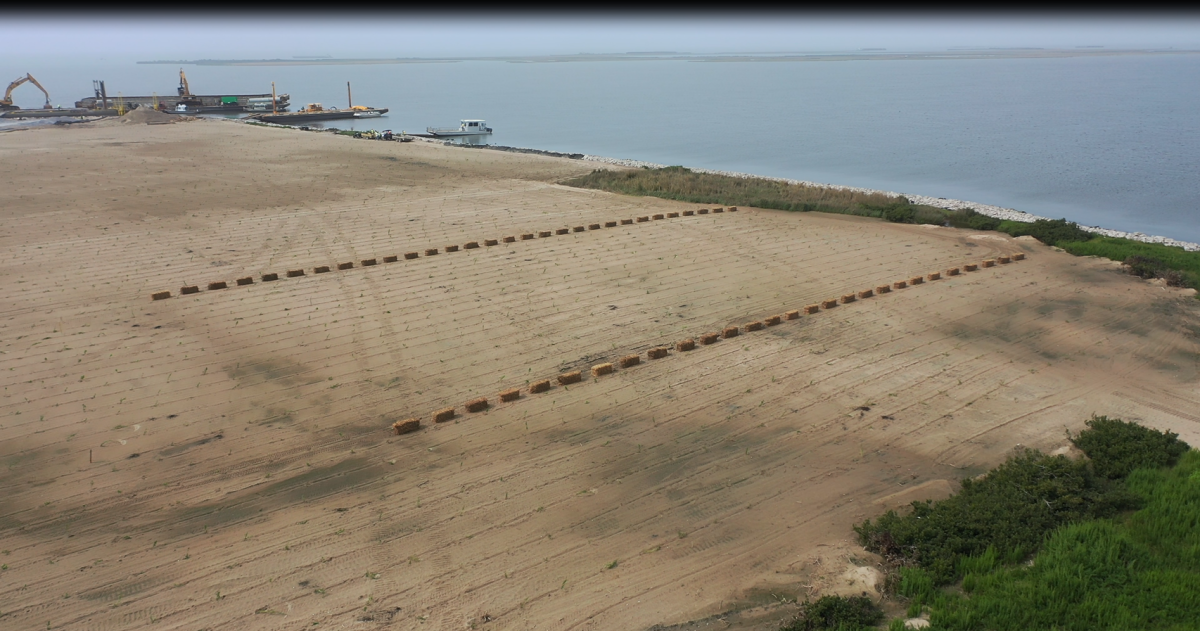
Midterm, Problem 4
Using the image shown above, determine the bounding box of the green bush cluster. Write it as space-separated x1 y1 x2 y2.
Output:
780 595 884 631
1070 415 1190 479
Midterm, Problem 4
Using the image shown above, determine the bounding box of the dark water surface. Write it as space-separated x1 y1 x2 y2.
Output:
14 54 1200 242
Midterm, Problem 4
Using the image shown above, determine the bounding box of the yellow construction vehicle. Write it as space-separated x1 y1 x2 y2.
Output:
1 73 51 110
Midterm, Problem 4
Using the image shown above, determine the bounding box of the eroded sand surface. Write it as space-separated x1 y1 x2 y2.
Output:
2 120 1199 630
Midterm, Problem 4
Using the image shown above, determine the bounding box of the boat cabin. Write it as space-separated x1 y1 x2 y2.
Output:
460 119 491 132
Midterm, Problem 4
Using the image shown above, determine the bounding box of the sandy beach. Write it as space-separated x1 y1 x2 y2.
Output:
1 117 1198 630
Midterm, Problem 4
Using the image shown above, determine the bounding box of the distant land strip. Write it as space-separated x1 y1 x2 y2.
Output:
140 49 1200 66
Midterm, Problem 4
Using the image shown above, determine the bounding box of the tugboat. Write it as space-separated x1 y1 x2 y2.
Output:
251 81 385 125
426 119 492 137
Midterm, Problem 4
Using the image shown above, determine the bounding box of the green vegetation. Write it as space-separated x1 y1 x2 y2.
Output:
780 595 884 631
851 416 1198 630
563 166 1200 294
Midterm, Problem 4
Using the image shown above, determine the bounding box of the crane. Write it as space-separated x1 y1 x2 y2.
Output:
177 68 191 96
1 73 51 110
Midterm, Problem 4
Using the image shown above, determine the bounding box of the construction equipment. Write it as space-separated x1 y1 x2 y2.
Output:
176 69 201 109
1 73 51 110
177 69 191 96
91 80 109 109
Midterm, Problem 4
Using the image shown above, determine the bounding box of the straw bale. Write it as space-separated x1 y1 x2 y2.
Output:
464 241 480 249
530 379 551 394
558 370 582 385
745 321 764 331
652 214 665 220
909 276 924 285
982 259 995 268
1012 252 1025 261
208 281 228 290
383 255 398 263
485 239 499 246
722 326 739 338
591 363 614 377
839 294 856 304
765 315 782 326
499 388 521 402
621 219 634 225
287 269 306 277
927 272 941 281
236 277 253 286
666 212 679 218
821 299 838 309
857 289 873 299
521 234 534 240
433 407 456 423
620 354 641 368
947 267 960 276
556 228 569 235
676 338 696 351
876 285 891 294
338 262 354 270
425 248 439 256
700 332 720 344
262 273 279 282
314 266 331 274
445 246 459 253
589 223 601 230
405 252 419 260
712 208 723 213
466 397 489 413
893 280 907 289
683 210 695 216
503 236 516 243
392 418 420 435
637 216 650 222
181 285 200 294
573 226 585 232
362 258 378 266
539 231 552 238
699 208 711 214
964 263 977 271
728 207 738 211
998 256 1011 264
648 347 670 359
151 291 171 301
804 304 820 314
786 310 800 320
605 221 617 227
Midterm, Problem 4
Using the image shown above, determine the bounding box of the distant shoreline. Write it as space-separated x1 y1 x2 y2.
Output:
141 48 1200 67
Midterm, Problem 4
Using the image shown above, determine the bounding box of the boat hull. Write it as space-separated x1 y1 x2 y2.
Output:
256 108 387 124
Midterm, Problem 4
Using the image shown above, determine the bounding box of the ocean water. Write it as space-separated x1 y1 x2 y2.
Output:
11 53 1200 243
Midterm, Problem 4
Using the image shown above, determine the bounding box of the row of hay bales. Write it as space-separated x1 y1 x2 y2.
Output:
150 206 738 301
391 250 1026 437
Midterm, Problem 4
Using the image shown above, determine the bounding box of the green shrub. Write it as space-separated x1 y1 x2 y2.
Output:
997 218 1093 247
1070 415 1190 480
1061 237 1200 291
855 448 1135 584
780 595 884 631
883 206 916 224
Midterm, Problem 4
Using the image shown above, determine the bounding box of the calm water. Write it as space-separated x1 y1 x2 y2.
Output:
12 54 1200 242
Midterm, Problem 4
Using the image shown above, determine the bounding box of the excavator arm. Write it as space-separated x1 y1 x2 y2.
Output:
178 69 191 96
2 74 51 108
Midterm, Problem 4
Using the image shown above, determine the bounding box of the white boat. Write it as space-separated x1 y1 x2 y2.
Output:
426 119 492 137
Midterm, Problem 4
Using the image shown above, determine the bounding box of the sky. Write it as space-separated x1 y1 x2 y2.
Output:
3 13 1200 61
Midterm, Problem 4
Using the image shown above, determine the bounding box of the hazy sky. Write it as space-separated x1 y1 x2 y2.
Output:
3 13 1200 60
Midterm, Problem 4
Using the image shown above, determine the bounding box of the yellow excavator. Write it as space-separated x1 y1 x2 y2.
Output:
1 73 51 110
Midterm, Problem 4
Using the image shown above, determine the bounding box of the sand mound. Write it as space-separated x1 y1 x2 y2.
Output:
121 107 187 125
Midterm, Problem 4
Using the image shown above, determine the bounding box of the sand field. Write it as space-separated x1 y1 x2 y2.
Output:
1 119 1199 630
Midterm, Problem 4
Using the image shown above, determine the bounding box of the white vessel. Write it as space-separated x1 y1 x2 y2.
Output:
426 119 492 137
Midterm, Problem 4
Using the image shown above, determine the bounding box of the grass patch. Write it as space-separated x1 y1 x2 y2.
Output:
780 594 884 631
1060 237 1200 290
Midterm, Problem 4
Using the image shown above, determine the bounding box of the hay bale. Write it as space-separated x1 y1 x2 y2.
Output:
712 208 723 213
947 267 960 276
621 219 634 225
728 207 738 211
503 236 517 243
620 354 641 368
558 370 582 385
963 263 978 272
539 231 552 238
839 294 856 304
637 216 650 222
676 338 696 351
683 210 695 216
605 221 617 227
927 272 941 281
982 259 995 268
464 242 480 249
286 269 305 277
315 266 331 274
700 332 720 344
652 214 665 220
433 407 456 423
821 299 838 309
573 226 585 232
426 248 439 256
589 223 602 230
485 239 499 246
530 379 551 394
893 280 907 289
805 304 820 314
556 228 569 235
338 262 354 270
1012 252 1025 261
362 258 378 266
876 285 891 294
998 256 1011 264
648 347 670 359
765 315 782 326
151 291 171 301
785 310 800 320
700 208 712 214
745 321 764 331
236 277 253 286
666 212 679 218
208 281 228 290
722 326 739 338
499 388 521 402
261 273 279 282
857 289 874 299
466 397 489 413
392 418 420 435
181 285 200 295
521 234 534 240
405 252 419 260
383 255 398 263
909 276 924 285
592 363 614 377
445 246 459 253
